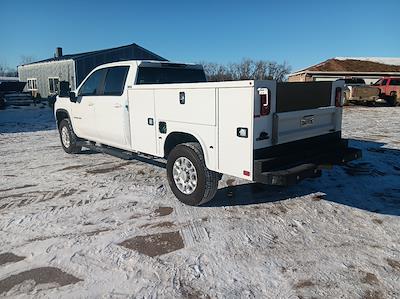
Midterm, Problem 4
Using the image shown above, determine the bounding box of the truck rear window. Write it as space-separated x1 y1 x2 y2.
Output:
136 67 207 84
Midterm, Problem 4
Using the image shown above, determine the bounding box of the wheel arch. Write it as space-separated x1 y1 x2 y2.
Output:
55 109 71 128
163 131 212 170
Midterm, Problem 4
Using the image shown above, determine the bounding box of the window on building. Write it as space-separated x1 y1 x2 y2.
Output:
79 69 106 96
48 77 60 94
103 66 129 95
27 78 38 90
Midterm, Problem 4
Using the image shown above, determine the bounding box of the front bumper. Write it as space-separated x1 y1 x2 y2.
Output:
253 134 361 186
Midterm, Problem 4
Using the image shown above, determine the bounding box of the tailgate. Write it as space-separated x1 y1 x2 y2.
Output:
272 107 337 144
351 86 380 98
272 81 341 145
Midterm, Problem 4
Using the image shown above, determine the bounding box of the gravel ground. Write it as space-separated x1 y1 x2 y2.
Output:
0 106 399 298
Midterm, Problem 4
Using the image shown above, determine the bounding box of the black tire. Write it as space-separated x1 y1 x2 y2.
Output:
58 119 82 154
389 92 398 106
166 142 219 206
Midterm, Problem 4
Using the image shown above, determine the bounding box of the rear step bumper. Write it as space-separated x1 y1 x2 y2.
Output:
254 139 361 186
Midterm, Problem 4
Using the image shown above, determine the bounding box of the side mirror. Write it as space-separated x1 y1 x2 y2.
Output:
69 91 77 103
59 81 70 97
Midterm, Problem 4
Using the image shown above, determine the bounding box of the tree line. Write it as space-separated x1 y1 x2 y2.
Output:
201 59 291 82
1 56 291 82
0 56 36 77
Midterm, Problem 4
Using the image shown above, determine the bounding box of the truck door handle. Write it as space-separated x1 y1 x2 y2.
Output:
113 104 122 108
88 103 94 107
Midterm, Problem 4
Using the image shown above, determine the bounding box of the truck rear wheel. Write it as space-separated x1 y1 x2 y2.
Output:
58 119 82 154
166 142 219 206
389 92 398 106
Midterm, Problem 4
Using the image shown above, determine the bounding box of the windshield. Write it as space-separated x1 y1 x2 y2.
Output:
344 78 365 84
372 79 382 86
136 66 207 84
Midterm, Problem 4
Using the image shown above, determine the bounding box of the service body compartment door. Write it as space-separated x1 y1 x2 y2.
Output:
154 88 216 126
128 89 158 155
218 87 254 179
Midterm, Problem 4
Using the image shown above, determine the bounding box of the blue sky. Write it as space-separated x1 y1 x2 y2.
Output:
2 0 400 72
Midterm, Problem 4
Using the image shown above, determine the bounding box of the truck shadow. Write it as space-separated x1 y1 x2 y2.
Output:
206 139 400 216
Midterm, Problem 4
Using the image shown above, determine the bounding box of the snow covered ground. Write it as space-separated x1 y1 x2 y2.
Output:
0 105 400 298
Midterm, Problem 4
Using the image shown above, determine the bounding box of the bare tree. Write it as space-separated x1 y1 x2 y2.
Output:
0 62 17 77
20 55 36 65
202 59 291 82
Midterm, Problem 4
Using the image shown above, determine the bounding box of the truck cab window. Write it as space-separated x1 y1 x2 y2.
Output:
136 67 207 84
390 79 400 86
79 69 105 96
103 66 129 95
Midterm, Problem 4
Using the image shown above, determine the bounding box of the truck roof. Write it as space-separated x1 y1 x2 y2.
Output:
92 60 204 70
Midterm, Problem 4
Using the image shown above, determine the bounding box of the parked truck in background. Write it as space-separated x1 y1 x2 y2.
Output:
372 77 400 106
54 60 361 206
0 80 33 109
342 78 380 105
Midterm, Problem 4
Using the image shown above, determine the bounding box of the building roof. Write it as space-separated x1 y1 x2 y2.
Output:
290 57 400 76
20 43 166 66
0 76 19 82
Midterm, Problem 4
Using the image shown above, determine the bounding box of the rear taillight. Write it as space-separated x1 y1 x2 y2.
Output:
259 89 270 116
335 87 342 107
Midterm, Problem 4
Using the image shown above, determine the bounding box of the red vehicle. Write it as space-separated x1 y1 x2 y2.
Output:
372 77 400 106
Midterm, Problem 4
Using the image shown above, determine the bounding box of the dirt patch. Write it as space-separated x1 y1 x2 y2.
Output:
0 184 37 193
86 162 131 174
386 258 400 271
312 194 326 201
119 231 184 257
371 218 383 225
294 279 314 289
137 169 146 175
0 253 25 266
362 290 384 299
179 281 210 299
360 271 379 285
0 267 82 295
154 207 173 217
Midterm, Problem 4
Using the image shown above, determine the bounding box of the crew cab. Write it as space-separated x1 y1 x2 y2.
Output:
54 60 361 206
372 77 400 106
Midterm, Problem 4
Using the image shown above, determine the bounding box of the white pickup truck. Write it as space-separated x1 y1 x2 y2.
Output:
55 60 361 205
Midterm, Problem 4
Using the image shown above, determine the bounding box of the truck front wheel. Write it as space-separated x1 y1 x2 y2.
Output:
58 119 82 154
166 142 219 206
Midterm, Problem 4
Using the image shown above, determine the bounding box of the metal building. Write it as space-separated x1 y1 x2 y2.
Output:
17 44 166 98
